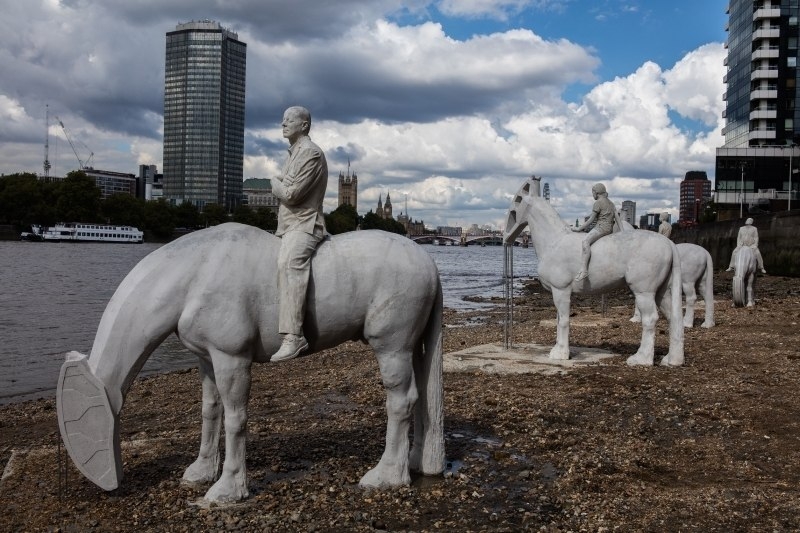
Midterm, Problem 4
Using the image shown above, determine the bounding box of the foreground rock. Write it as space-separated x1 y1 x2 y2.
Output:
1 272 799 531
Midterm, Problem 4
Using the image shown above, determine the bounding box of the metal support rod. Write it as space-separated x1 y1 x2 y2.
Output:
503 243 514 349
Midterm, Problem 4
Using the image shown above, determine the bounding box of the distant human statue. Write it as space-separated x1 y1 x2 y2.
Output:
571 183 616 282
726 217 766 274
658 212 672 239
270 106 329 362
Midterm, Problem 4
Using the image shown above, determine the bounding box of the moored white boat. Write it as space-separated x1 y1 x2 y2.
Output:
33 223 144 243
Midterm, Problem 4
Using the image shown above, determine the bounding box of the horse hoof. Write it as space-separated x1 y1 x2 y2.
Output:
626 354 653 366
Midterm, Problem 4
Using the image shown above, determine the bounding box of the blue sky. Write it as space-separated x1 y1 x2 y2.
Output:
0 0 729 227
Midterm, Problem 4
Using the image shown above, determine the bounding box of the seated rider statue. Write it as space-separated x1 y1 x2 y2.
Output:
658 212 672 239
270 106 329 362
726 217 767 274
572 182 616 282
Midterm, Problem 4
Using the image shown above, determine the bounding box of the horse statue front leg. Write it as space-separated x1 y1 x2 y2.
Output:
359 348 416 488
182 357 222 485
203 351 253 502
549 288 573 360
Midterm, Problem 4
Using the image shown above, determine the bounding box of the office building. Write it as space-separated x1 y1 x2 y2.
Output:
620 200 637 226
680 171 713 225
83 168 137 200
716 1 800 217
242 178 279 212
163 20 246 211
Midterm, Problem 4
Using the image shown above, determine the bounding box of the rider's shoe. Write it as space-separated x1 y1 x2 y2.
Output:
574 270 588 282
270 334 308 362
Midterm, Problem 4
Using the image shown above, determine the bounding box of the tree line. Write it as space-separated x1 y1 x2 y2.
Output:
0 171 407 239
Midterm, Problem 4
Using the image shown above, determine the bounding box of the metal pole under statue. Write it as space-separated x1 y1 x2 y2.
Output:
503 242 514 349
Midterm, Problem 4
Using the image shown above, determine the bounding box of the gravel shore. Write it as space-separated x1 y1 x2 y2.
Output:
2 271 800 532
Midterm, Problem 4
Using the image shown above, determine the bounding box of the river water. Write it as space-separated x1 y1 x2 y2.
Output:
0 239 537 405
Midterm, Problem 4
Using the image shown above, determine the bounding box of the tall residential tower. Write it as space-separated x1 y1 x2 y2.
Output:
716 1 800 217
163 20 246 211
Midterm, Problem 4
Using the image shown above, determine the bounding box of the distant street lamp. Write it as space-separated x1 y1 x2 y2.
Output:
782 143 796 212
740 163 745 219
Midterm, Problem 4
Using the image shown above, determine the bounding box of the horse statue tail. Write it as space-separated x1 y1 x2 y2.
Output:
410 276 445 476
732 247 754 307
663 241 685 366
701 249 715 327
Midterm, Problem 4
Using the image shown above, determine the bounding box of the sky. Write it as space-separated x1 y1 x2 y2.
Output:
0 0 729 229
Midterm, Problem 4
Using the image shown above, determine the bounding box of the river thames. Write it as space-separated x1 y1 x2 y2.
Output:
0 238 537 404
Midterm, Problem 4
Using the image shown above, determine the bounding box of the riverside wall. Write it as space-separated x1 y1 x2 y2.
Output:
672 211 800 277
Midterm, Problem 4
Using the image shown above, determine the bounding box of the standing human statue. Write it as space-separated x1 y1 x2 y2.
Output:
726 217 766 274
571 183 616 281
269 106 329 361
658 212 672 239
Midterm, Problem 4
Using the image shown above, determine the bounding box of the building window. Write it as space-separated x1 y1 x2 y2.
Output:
789 57 797 68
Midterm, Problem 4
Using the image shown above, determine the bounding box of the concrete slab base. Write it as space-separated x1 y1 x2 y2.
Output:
444 343 619 375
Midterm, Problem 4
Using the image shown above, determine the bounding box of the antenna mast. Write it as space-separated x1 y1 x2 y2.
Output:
43 105 51 178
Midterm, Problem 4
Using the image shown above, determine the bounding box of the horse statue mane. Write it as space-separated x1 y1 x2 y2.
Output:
504 176 685 366
57 223 445 502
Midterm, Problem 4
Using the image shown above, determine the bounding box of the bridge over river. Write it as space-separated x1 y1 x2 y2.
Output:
409 234 530 246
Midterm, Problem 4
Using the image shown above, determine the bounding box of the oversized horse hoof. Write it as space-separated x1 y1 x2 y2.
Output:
683 321 694 329
549 345 571 360
747 302 755 308
359 462 411 489
701 321 715 329
626 353 653 366
204 473 249 503
182 457 220 485
57 354 122 492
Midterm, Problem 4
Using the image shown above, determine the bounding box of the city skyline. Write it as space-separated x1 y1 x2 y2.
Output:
0 1 727 228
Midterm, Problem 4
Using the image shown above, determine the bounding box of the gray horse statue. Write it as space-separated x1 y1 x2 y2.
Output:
503 177 684 366
57 223 445 502
732 245 758 307
631 242 715 328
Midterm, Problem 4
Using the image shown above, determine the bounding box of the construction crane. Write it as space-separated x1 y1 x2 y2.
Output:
54 115 94 170
43 105 51 178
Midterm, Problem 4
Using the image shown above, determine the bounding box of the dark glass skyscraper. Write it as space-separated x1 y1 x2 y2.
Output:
163 21 246 211
716 1 800 216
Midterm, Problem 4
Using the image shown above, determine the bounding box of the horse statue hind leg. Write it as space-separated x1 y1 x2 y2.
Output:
57 224 445 503
732 246 757 308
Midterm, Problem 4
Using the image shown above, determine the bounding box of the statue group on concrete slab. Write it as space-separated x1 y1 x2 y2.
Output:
504 177 684 366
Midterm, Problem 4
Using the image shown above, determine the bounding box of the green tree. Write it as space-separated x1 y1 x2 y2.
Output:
359 210 406 235
56 171 101 222
101 194 145 228
0 173 43 226
232 204 257 226
202 203 229 226
324 204 359 234
174 201 201 229
253 207 277 232
143 199 176 239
